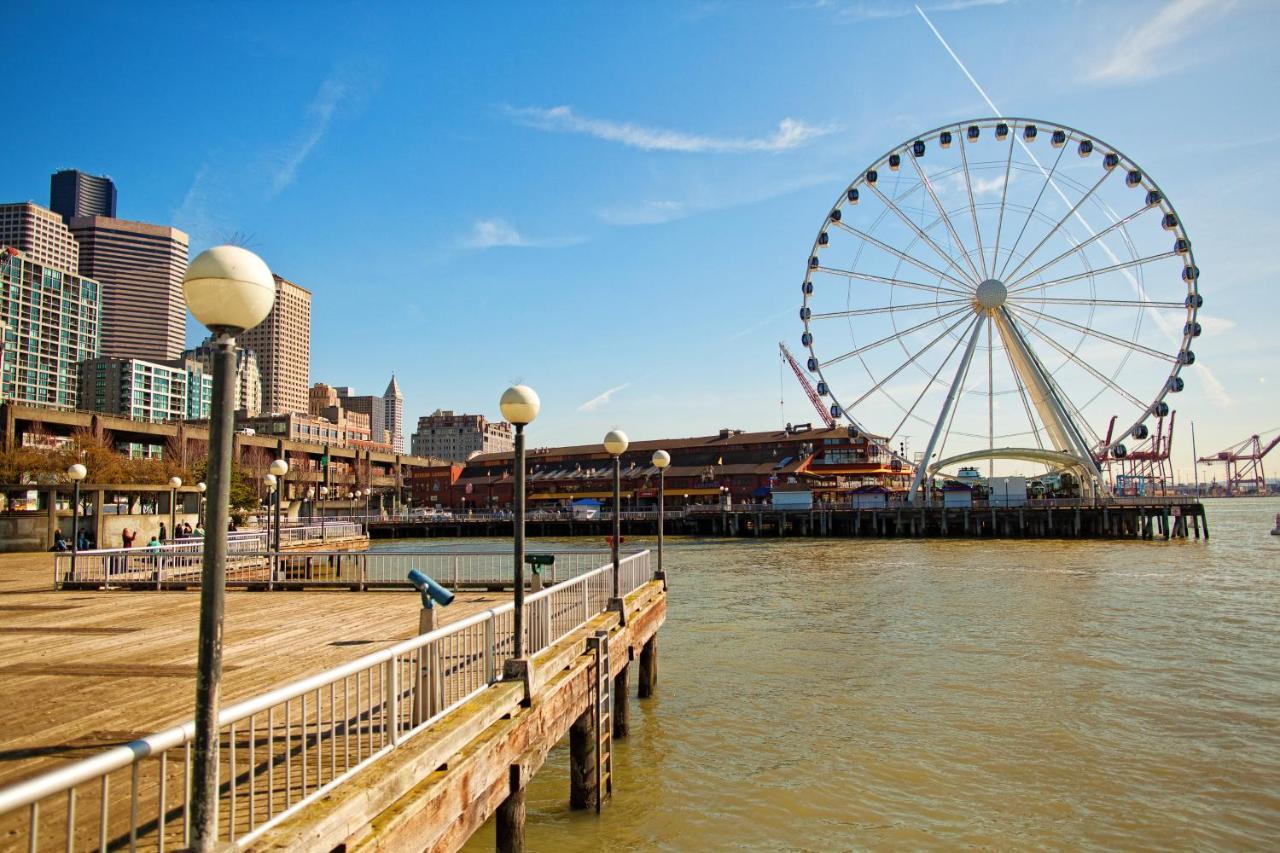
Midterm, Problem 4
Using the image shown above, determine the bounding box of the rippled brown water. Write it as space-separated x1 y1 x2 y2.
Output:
426 498 1280 850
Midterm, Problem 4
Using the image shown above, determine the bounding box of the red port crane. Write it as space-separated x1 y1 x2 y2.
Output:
779 342 834 428
1197 429 1279 495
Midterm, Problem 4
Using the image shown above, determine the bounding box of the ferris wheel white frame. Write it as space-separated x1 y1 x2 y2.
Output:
798 118 1202 499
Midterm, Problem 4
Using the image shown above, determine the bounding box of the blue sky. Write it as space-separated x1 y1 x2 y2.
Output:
2 0 1277 479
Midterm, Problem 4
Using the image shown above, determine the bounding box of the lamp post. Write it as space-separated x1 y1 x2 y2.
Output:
651 450 669 579
67 463 86 578
168 476 182 542
319 485 328 539
603 429 629 603
499 385 539 660
196 482 207 530
363 487 371 529
263 474 276 548
182 244 275 852
269 459 288 552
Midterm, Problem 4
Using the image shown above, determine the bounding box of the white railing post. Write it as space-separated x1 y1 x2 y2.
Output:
386 656 400 745
484 616 496 684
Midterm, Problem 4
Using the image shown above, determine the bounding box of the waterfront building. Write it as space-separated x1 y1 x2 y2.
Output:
0 247 99 410
236 409 387 451
49 170 117 220
78 356 212 422
67 216 188 361
306 381 388 450
240 274 311 415
383 375 404 454
407 424 907 509
0 202 79 272
410 409 514 462
183 335 263 416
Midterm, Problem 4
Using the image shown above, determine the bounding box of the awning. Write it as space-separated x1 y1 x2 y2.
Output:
528 491 634 501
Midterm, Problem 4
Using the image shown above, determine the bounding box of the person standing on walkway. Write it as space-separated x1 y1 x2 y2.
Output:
121 528 136 548
159 522 167 543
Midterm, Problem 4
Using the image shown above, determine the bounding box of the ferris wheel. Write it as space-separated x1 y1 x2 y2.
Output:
798 118 1202 498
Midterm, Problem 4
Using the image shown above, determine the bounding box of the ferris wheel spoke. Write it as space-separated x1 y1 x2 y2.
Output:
986 320 993 478
1004 204 1153 290
812 264 969 297
818 306 971 369
938 320 981 466
956 132 988 280
1006 303 1175 362
997 142 1069 281
829 220 971 289
1009 250 1180 295
1011 296 1184 309
1001 168 1116 283
811 298 969 320
847 311 975 410
889 315 981 445
865 182 978 287
1016 317 1152 411
907 150 983 282
990 129 1017 277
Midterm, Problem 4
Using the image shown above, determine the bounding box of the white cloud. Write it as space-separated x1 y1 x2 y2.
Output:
463 218 528 249
811 0 1010 22
597 172 834 228
577 384 630 412
460 218 583 250
1087 0 1234 83
271 64 378 195
504 105 832 153
596 200 689 226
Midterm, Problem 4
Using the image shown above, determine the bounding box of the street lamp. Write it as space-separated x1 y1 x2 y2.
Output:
263 474 276 547
363 487 371 528
319 485 329 539
67 463 86 579
500 384 540 659
603 429 629 605
182 244 275 852
168 476 183 542
269 458 288 553
196 482 207 530
651 450 670 580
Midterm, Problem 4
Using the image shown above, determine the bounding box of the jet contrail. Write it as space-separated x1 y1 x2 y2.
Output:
914 4 1230 408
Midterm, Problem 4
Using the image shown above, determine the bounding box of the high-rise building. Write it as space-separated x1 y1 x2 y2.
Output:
334 376 403 451
0 202 79 272
240 274 311 415
0 247 100 409
410 409 514 461
67 216 188 361
50 170 117 220
183 335 263 416
383 375 404 454
78 356 212 422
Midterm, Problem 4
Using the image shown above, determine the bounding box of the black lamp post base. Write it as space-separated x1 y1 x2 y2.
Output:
607 597 628 627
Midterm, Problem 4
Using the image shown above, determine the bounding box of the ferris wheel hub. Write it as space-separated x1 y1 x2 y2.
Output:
974 278 1008 311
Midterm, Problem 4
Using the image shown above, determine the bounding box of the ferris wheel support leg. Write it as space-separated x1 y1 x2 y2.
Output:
908 315 988 504
992 307 1104 490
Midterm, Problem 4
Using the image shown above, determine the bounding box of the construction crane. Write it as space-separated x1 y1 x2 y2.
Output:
1197 428 1280 495
779 342 834 428
1096 412 1176 496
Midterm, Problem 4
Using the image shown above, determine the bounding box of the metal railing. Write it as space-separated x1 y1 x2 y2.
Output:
0 550 653 851
52 547 624 591
55 524 366 587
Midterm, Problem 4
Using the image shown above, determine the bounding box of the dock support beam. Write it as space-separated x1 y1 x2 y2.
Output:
496 765 527 853
569 708 597 811
638 636 657 699
613 664 629 738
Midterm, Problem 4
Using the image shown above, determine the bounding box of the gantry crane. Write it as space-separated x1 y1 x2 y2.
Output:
1096 412 1176 496
1197 429 1279 495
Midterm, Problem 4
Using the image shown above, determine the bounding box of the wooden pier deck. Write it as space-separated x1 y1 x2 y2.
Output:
0 553 506 790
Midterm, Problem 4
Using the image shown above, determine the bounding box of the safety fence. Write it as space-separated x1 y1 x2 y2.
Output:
52 547 624 591
0 550 653 851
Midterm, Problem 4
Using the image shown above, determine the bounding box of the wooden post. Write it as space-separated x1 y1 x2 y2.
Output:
569 707 597 810
613 664 629 738
638 635 657 699
495 765 526 853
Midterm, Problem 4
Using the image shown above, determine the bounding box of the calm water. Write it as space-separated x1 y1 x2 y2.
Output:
386 498 1280 850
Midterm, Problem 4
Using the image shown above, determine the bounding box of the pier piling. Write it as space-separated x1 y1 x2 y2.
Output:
638 636 657 699
613 665 630 738
496 765 527 852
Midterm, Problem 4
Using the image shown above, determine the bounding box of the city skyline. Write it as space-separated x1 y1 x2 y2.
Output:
2 1 1277 470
